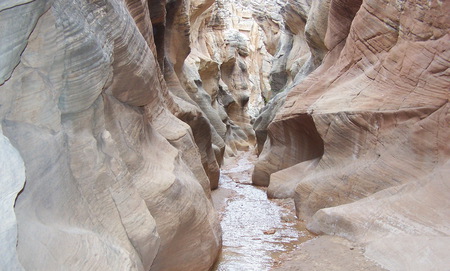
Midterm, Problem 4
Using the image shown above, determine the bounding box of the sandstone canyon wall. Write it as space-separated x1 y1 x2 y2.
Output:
1 0 449 270
254 0 450 269
0 0 245 269
0 0 287 269
253 0 330 154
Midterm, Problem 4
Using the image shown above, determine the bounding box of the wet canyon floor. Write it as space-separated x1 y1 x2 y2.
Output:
211 150 388 271
211 150 314 271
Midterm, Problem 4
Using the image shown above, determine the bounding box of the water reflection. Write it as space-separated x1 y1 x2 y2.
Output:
212 152 313 271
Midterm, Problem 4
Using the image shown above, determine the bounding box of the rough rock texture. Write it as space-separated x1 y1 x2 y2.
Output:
150 0 223 189
0 0 224 270
149 0 270 190
253 0 331 154
2 0 448 270
0 0 290 269
160 0 283 160
0 1 50 84
254 0 450 269
0 125 25 270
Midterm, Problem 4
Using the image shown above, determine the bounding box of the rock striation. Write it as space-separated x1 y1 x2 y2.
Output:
0 125 25 270
0 0 285 269
0 0 243 270
254 0 450 269
2 0 448 270
252 0 330 155
151 0 282 170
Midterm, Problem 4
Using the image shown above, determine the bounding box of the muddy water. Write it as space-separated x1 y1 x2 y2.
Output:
211 151 314 271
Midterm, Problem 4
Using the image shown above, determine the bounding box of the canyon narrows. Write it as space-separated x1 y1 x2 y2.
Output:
212 151 314 270
1 1 449 271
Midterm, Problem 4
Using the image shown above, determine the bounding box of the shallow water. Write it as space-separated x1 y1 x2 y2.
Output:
212 151 313 271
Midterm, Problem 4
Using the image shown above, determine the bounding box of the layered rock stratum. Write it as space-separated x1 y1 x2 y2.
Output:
1 0 228 270
1 0 449 270
0 0 285 270
254 0 450 270
0 0 279 269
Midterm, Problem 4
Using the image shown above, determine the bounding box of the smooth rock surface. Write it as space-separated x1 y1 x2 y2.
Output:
0 126 25 271
1 0 449 270
272 236 386 271
0 1 224 270
254 0 450 269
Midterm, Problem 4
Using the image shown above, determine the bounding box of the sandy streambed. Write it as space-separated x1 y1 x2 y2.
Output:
211 151 314 271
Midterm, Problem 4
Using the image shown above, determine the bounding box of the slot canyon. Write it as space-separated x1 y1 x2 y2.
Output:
0 0 449 270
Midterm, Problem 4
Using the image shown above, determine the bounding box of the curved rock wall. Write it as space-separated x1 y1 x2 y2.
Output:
0 125 25 270
0 0 223 270
3 0 448 270
253 0 331 155
254 0 450 269
178 0 269 156
1 0 291 269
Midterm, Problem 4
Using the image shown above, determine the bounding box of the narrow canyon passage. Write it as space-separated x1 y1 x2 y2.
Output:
1 0 449 270
211 150 314 270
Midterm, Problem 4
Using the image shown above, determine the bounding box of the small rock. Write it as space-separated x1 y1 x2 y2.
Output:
264 229 276 235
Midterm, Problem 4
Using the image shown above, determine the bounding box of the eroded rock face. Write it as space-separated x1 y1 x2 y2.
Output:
253 0 330 155
0 0 221 270
0 0 287 268
255 0 450 269
158 0 280 160
0 125 25 270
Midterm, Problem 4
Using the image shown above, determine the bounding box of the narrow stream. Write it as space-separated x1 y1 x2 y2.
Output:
212 150 314 271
